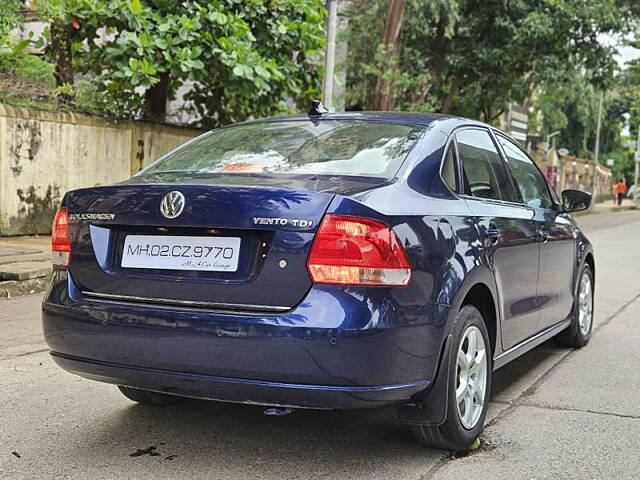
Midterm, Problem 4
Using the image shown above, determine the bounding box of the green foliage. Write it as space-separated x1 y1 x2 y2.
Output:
531 73 601 158
54 0 326 126
0 0 23 41
531 74 640 184
0 45 56 90
0 41 57 110
0 39 102 114
604 149 633 181
345 0 640 122
531 33 640 178
622 37 640 138
52 82 75 98
72 78 102 114
345 0 640 184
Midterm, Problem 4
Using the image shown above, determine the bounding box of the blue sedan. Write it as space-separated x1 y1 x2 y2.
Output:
42 106 595 451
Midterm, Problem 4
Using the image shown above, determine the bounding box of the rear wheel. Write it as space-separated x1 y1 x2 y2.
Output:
558 264 594 348
412 305 491 451
118 386 185 406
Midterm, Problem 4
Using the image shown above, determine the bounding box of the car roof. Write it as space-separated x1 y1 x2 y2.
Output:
247 111 488 129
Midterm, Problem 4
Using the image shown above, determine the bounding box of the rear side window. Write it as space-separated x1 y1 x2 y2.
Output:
456 129 516 201
140 120 424 179
497 135 553 209
441 145 459 192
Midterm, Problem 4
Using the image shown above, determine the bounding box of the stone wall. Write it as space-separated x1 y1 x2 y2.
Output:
0 105 200 235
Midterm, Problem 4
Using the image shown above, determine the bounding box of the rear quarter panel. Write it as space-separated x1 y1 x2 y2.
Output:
327 182 500 375
336 119 503 362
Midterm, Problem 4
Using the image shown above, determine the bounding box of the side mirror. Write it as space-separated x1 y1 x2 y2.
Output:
562 189 592 213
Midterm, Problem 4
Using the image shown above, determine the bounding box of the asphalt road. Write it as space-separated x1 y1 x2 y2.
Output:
2 209 640 480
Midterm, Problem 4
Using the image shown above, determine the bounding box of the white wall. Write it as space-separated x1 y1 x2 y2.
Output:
0 105 200 234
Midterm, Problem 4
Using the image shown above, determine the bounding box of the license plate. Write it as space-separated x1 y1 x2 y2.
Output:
121 235 241 272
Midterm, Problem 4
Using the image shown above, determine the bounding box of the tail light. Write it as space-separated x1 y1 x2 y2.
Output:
307 215 411 286
51 208 71 267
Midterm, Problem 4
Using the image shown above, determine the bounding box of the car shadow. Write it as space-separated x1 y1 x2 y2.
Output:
491 338 568 399
67 339 570 475
83 398 432 477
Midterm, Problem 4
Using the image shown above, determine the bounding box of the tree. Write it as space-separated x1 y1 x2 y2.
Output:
345 0 640 122
49 17 76 90
530 31 640 177
47 0 326 125
530 72 601 157
372 0 406 110
622 36 640 138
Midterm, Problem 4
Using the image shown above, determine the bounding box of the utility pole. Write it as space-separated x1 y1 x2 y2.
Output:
591 90 604 198
322 0 338 110
634 127 640 200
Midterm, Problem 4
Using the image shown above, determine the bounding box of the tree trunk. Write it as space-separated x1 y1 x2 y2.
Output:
440 76 461 114
373 0 406 111
145 72 170 122
50 19 74 99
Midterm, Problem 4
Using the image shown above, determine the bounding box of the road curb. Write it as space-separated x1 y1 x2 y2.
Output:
0 276 49 299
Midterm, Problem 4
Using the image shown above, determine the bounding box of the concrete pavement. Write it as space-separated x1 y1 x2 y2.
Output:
1 209 640 479
0 236 50 298
431 209 640 479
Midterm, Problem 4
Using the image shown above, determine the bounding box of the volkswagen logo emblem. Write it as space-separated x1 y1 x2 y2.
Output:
160 191 185 219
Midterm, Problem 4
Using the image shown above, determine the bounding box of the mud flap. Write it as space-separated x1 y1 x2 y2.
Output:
396 334 453 426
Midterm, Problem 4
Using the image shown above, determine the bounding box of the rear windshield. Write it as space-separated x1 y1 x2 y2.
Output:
139 120 424 179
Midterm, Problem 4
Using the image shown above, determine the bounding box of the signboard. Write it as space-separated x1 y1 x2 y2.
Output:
507 103 528 147
606 158 615 166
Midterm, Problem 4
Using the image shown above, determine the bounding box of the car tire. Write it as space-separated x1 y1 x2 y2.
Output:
118 386 185 406
558 263 594 348
411 305 492 452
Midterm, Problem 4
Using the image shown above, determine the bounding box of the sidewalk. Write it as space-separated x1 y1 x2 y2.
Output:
0 235 50 298
591 198 638 213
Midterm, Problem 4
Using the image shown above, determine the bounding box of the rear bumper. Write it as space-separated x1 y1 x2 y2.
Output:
43 271 450 409
50 352 429 409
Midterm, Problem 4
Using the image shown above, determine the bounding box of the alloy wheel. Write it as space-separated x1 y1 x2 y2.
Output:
578 271 593 336
455 325 488 429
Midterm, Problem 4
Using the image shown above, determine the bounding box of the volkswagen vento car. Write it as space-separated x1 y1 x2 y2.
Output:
43 104 595 451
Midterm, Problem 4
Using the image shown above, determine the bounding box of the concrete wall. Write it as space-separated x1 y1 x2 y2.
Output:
530 143 613 202
0 105 200 235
